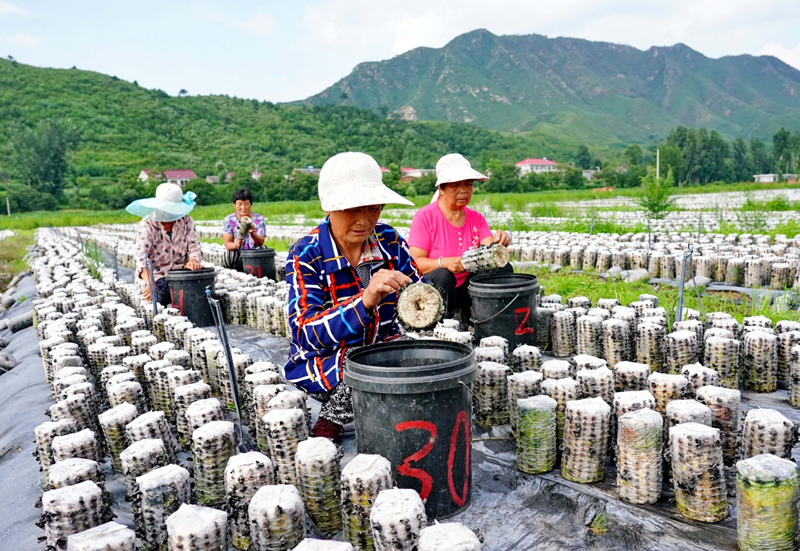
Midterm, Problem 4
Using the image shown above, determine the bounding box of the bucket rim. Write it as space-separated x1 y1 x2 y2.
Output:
468 272 539 297
240 247 276 256
345 340 477 393
165 267 217 281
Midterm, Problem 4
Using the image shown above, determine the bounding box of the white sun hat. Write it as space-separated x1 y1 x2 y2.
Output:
318 151 413 212
126 183 196 222
435 153 488 187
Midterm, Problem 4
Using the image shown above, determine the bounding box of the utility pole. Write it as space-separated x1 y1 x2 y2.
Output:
5 196 9 216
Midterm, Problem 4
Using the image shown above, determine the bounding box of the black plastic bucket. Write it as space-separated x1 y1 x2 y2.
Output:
469 273 539 352
241 248 276 281
165 268 217 327
345 340 477 519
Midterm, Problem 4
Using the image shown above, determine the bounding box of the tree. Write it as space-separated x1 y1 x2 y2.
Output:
623 144 643 167
383 163 401 191
702 130 730 183
576 145 592 170
525 171 544 191
483 159 520 193
773 127 792 174
564 168 585 189
13 119 80 197
749 138 772 174
732 137 752 182
637 168 675 220
179 89 188 97
659 145 686 185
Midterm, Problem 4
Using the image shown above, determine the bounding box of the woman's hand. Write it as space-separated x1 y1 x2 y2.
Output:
442 256 465 274
142 281 153 301
233 238 243 250
362 269 412 310
185 258 202 271
493 229 511 247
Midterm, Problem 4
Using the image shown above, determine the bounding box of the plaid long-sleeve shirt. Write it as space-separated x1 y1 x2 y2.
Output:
283 219 423 394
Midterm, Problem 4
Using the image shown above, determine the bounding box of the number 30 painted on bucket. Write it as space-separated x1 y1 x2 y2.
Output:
394 411 470 506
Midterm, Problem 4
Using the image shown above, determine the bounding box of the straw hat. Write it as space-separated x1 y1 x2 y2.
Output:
318 152 413 212
435 154 488 187
126 183 196 221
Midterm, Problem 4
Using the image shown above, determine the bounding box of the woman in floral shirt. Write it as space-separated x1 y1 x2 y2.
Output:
221 188 267 271
127 183 203 305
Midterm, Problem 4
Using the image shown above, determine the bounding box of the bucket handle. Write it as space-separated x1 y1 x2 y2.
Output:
458 380 477 400
470 293 520 325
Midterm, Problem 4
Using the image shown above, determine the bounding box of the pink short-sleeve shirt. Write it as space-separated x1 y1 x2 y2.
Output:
408 202 493 287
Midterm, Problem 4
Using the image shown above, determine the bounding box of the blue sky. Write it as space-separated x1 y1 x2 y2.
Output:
2 0 800 103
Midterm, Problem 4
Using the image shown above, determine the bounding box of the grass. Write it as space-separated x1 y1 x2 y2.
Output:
2 181 799 232
589 512 609 535
523 267 800 325
0 229 34 283
200 236 294 252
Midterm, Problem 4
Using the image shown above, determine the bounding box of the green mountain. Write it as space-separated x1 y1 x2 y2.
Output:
303 29 800 145
0 57 575 181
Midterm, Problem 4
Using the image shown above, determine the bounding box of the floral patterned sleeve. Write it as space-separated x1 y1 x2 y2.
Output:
185 217 202 261
134 220 154 279
254 213 267 236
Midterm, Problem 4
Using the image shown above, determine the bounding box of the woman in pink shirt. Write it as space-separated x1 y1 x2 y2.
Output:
408 154 512 317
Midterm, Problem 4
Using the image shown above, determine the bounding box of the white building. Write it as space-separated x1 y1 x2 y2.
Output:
516 158 558 177
754 173 797 183
163 169 198 188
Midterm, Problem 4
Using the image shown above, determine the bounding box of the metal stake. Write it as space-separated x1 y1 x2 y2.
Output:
675 245 694 324
144 252 158 319
697 213 702 240
206 288 252 452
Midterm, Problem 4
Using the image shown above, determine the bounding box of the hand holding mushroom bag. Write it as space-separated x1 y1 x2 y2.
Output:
127 183 203 306
408 153 513 317
283 152 423 442
221 187 267 271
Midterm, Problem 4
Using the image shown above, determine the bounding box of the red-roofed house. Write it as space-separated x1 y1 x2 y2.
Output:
516 158 558 176
138 169 164 184
163 169 198 188
401 167 435 181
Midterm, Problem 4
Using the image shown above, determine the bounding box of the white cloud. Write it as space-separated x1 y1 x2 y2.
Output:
0 32 37 46
239 13 277 36
759 43 800 70
0 1 27 16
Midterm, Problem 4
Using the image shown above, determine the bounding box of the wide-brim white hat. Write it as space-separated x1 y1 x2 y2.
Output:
435 153 487 187
318 152 413 211
126 183 196 220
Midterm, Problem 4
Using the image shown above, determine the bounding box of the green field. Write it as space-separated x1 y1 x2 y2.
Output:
5 183 800 232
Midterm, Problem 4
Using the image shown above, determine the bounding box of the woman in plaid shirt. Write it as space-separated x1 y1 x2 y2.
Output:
284 152 423 442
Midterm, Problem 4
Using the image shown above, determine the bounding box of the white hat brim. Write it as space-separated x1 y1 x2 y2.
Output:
126 197 194 218
436 166 488 187
320 182 414 212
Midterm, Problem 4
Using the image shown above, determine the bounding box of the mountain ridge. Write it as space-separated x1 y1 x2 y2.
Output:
303 29 800 144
